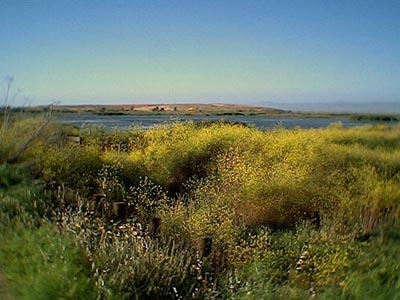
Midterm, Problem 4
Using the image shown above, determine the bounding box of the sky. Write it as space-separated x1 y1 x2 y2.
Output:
1 0 400 106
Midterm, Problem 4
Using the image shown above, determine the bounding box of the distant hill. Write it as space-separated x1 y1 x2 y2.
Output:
28 103 287 115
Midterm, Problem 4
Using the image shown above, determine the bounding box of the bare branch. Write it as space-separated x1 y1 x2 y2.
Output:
0 76 15 145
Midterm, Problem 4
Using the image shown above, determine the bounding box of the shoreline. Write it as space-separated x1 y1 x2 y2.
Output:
2 103 399 121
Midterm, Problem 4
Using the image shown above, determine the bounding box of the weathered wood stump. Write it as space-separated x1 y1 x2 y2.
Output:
113 202 128 220
196 236 213 257
90 193 106 211
67 135 81 144
149 217 161 237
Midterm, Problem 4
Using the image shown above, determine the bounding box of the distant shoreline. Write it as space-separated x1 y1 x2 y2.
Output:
3 103 399 122
28 103 286 115
12 103 400 122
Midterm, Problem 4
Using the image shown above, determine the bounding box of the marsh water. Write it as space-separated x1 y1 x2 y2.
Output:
59 114 376 130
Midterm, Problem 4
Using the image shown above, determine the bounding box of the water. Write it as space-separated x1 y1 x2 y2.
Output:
58 114 376 130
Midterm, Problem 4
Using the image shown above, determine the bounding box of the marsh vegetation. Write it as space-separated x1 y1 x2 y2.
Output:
1 113 400 299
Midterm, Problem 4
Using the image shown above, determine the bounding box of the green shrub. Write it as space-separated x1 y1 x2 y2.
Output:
39 144 103 191
0 223 95 300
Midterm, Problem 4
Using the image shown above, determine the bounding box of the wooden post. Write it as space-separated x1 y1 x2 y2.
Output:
67 135 81 144
113 202 128 220
198 236 212 257
212 248 228 272
91 193 106 211
149 217 161 237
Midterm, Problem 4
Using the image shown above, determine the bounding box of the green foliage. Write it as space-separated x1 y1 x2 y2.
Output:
321 228 400 300
127 176 169 221
0 114 55 164
0 168 50 226
2 120 400 299
91 236 218 300
350 114 399 122
39 144 103 190
128 121 260 192
0 223 95 300
0 164 25 189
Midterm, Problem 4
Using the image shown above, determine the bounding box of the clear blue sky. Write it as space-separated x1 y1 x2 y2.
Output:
1 0 399 105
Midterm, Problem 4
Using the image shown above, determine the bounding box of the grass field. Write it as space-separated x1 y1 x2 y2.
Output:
1 114 400 299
